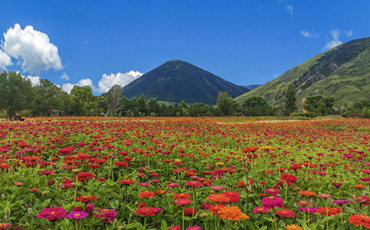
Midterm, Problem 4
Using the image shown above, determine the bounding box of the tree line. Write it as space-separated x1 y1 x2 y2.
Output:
2 70 366 119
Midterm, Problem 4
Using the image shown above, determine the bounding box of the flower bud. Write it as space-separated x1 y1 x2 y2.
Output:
4 207 11 218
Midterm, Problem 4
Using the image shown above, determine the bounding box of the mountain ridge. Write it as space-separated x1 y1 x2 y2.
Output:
122 60 248 104
235 37 370 106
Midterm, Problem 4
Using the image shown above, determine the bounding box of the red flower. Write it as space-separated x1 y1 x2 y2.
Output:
349 214 370 228
222 191 240 203
275 209 295 217
183 207 197 215
77 172 94 181
316 207 341 216
120 179 134 185
174 193 191 200
75 195 98 203
280 173 297 185
114 161 128 167
139 191 155 198
135 207 156 216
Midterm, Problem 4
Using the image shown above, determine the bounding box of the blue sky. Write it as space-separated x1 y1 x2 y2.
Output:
0 0 369 94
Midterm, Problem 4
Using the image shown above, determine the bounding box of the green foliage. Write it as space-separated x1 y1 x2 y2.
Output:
0 71 35 119
284 83 297 115
122 60 248 104
33 79 66 116
236 37 370 107
216 91 237 116
70 85 99 116
242 96 275 116
303 96 335 115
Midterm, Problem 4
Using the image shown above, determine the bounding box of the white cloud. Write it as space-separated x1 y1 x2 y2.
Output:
345 30 353 37
0 49 12 70
61 83 75 94
60 72 69 81
286 5 293 15
62 70 144 94
61 78 95 94
301 31 312 38
96 70 144 93
1 23 62 74
21 75 40 86
322 29 353 50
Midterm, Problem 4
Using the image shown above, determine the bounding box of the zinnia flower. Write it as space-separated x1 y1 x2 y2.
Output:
0 223 12 229
261 196 284 209
253 206 269 213
75 195 97 203
218 206 249 221
222 191 240 203
135 207 157 216
36 207 68 220
185 225 202 230
206 194 230 203
95 209 117 223
316 207 341 216
67 211 88 219
349 214 370 228
285 224 303 230
139 191 155 198
275 209 295 217
175 199 192 206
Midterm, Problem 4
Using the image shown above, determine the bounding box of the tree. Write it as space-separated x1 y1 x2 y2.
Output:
70 85 98 116
284 83 297 116
242 96 274 116
33 79 64 116
137 94 148 115
0 71 35 119
216 91 236 116
303 95 335 115
147 98 160 116
107 85 123 116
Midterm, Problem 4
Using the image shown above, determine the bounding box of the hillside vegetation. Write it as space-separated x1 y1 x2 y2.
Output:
235 37 370 107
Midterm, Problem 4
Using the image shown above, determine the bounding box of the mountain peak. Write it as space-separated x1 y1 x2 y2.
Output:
122 60 248 104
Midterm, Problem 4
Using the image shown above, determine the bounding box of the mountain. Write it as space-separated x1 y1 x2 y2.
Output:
235 37 370 106
122 60 249 104
242 84 261 91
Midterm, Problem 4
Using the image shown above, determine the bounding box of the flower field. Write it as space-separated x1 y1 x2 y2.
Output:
1 117 370 230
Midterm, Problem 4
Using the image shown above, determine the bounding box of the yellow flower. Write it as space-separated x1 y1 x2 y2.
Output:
216 162 224 166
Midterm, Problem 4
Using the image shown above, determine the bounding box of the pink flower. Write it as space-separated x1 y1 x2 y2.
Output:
261 196 284 209
0 223 12 229
169 225 181 230
253 206 270 213
95 209 117 223
175 199 192 206
184 181 202 188
36 207 68 220
67 211 88 219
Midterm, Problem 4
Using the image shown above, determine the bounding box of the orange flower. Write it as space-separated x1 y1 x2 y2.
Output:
299 190 316 197
354 184 365 189
218 206 249 221
285 224 303 230
206 194 230 203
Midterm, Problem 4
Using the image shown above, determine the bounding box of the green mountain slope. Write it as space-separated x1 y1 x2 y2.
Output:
235 37 370 106
122 60 248 104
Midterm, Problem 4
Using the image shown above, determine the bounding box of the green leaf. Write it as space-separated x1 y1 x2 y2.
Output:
161 220 168 230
